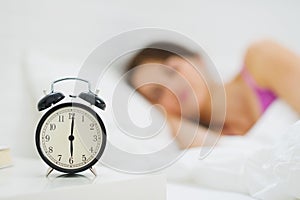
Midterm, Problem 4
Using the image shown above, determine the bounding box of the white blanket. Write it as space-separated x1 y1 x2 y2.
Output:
166 99 300 200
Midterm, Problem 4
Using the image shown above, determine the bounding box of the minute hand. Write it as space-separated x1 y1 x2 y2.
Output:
69 117 75 157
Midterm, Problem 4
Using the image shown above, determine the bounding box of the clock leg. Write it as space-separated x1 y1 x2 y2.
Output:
46 167 54 177
89 167 97 176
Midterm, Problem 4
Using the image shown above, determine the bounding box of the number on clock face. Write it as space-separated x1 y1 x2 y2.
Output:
39 105 104 171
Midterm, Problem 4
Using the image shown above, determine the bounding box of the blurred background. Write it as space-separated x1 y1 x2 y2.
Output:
1 0 300 157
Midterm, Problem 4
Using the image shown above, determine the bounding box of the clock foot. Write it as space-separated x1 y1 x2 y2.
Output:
46 167 54 177
89 167 97 176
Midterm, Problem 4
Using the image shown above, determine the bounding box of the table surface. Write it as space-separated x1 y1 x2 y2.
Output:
0 158 166 200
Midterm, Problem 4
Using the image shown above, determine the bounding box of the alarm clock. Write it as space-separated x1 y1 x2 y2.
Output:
35 77 107 176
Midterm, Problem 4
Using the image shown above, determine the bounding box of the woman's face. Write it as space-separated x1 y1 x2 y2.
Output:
130 55 209 119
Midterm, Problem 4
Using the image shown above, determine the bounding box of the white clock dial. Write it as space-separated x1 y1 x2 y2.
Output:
36 103 106 173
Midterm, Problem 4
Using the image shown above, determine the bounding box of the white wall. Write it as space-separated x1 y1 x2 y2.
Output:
1 0 300 157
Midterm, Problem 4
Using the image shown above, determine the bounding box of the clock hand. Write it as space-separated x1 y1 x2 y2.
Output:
69 116 75 158
70 139 73 157
71 116 74 137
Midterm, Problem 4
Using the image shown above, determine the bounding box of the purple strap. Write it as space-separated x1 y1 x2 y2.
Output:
241 67 277 113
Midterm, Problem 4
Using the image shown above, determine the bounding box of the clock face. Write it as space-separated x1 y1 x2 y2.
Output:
36 102 106 174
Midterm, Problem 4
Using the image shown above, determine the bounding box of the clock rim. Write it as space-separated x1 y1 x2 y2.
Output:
35 102 107 174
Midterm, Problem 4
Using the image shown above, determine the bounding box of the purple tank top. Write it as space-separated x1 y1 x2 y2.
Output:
241 67 277 113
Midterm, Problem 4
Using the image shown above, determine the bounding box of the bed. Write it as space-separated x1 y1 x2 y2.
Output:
167 183 256 200
19 51 300 200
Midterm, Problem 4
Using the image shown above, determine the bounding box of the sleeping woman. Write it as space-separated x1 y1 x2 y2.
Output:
125 40 300 148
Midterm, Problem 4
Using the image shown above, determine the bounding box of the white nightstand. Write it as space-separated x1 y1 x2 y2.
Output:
0 158 166 200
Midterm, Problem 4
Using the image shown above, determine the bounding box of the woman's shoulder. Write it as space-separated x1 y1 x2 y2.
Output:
243 39 282 88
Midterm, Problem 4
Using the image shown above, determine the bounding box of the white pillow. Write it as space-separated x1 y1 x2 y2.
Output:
24 51 82 102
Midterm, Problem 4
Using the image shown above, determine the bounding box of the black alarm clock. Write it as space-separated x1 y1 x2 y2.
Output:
35 77 107 176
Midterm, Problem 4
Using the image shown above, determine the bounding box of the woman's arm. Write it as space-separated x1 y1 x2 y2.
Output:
245 39 300 112
167 115 219 149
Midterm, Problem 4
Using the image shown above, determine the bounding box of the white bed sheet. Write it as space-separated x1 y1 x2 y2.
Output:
165 99 300 200
167 182 255 200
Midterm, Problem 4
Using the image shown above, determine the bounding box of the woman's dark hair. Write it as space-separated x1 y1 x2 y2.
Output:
125 42 198 84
